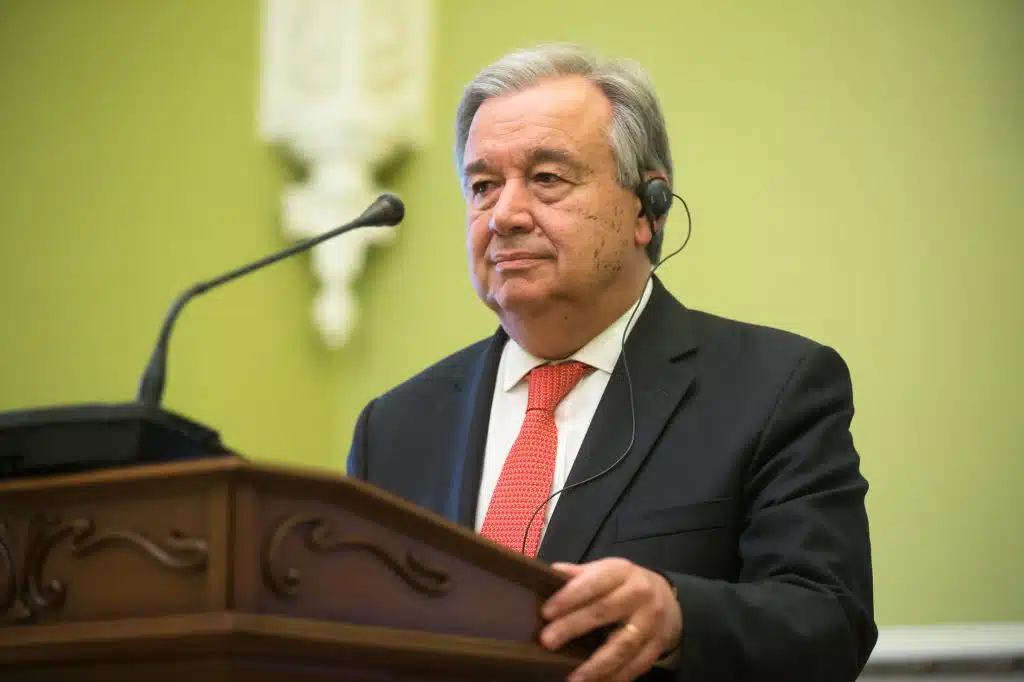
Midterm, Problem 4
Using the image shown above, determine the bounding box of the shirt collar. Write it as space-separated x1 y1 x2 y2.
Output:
501 278 654 392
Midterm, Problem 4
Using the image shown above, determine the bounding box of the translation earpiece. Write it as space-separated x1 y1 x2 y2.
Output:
637 177 672 262
637 177 673 226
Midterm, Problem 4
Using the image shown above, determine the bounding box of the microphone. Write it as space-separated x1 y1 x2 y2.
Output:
136 193 405 407
0 193 403 481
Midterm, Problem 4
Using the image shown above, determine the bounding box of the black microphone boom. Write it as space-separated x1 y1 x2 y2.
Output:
136 193 405 406
0 193 404 482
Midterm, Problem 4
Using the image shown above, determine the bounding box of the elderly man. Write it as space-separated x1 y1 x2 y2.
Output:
348 43 876 681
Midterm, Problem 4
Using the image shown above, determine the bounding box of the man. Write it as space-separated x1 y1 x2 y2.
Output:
348 43 876 681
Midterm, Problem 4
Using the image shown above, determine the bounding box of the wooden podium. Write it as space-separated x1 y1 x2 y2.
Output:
0 456 599 681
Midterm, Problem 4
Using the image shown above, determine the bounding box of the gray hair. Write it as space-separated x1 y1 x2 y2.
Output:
453 43 674 261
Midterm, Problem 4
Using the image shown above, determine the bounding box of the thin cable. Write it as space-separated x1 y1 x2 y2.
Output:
519 193 692 554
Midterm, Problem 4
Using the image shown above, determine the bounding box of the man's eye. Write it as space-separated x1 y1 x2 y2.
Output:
533 172 562 184
471 180 494 196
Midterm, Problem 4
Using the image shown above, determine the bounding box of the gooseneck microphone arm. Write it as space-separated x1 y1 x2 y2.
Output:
136 193 405 407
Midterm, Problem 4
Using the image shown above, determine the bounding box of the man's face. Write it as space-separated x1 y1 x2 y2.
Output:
462 76 648 318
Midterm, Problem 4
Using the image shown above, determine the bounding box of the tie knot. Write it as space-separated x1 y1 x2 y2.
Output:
526 361 593 412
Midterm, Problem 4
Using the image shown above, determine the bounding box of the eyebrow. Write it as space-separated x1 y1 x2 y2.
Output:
462 147 588 180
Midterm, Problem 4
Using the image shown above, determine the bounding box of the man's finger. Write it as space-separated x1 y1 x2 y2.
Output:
551 562 585 577
566 622 648 682
610 640 664 682
540 582 640 650
543 559 631 619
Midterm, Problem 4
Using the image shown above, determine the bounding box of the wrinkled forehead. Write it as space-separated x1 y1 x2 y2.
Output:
462 77 615 174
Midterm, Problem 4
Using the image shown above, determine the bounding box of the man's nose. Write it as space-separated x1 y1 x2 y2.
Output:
488 180 534 235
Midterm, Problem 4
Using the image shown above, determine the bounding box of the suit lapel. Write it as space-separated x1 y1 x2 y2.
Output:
443 327 507 528
538 279 699 564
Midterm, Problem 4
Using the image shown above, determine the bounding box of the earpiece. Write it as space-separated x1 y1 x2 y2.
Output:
637 177 673 224
637 177 673 262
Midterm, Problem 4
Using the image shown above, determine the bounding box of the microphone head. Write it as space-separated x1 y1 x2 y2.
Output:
362 193 405 226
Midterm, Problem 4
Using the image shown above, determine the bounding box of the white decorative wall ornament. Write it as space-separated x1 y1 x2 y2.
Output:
260 0 432 347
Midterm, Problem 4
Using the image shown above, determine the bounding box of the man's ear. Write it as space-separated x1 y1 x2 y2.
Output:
628 193 655 251
635 212 657 249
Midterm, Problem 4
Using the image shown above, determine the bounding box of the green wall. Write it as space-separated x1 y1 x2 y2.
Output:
1 0 1020 627
0 0 346 465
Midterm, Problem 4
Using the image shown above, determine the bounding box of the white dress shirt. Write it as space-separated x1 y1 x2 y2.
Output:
474 279 654 534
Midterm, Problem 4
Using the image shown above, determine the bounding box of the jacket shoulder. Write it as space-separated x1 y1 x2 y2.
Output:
686 307 844 373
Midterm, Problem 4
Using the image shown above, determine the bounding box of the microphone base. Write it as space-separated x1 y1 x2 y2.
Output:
0 403 231 481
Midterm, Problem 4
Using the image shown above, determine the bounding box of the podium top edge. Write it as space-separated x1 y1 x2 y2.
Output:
0 454 569 593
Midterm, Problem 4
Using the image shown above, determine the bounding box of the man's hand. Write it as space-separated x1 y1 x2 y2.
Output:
540 558 683 682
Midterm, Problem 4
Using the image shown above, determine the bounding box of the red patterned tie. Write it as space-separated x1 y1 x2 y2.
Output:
480 361 594 557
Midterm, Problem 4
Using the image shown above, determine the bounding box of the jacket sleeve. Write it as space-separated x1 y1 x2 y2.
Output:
345 399 375 480
667 344 877 681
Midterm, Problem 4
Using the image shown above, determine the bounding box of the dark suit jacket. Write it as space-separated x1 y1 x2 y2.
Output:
347 278 877 681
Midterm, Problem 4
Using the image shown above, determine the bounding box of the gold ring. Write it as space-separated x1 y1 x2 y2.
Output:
623 623 642 638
